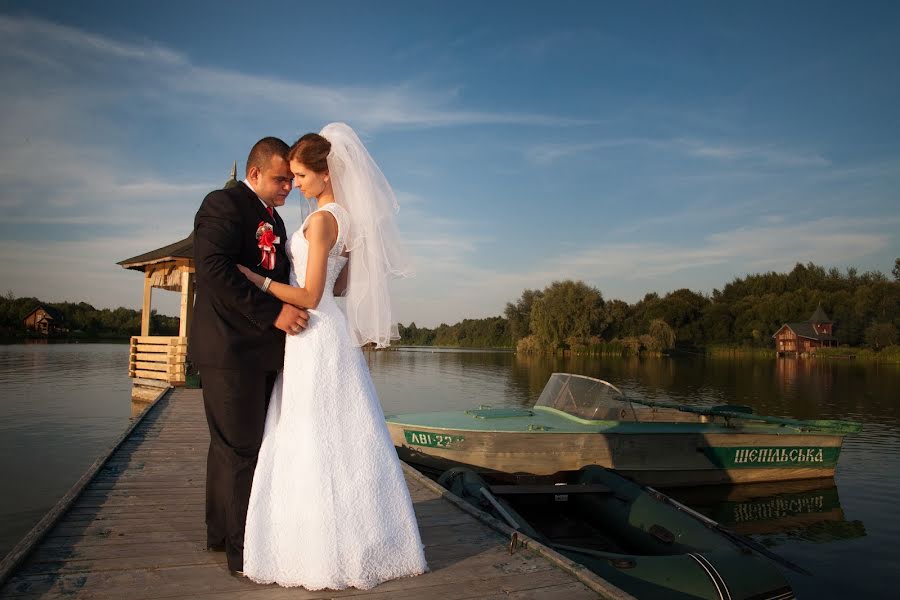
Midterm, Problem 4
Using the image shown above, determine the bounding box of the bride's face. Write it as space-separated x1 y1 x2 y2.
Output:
290 159 330 200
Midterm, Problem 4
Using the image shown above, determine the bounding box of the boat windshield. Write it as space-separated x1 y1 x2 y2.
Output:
534 373 643 421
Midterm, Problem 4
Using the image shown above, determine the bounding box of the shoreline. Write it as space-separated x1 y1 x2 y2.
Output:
393 343 900 363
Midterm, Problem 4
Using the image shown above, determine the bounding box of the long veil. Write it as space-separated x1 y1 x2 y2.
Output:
321 122 413 348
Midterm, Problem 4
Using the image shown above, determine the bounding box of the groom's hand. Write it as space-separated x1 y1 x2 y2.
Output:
274 303 309 335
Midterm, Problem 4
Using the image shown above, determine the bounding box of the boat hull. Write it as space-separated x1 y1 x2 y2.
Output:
387 422 844 487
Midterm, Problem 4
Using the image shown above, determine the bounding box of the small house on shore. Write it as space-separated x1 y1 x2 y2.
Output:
772 305 837 355
22 305 66 335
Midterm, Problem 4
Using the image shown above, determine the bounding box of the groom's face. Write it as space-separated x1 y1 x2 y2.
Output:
249 155 292 208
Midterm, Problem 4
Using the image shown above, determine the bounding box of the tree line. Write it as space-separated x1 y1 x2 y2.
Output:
5 259 897 350
1 293 179 338
398 260 900 354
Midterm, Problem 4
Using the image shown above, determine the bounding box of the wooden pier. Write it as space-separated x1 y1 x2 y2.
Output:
0 389 631 599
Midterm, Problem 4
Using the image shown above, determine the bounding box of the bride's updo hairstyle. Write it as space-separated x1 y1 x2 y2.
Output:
289 133 331 173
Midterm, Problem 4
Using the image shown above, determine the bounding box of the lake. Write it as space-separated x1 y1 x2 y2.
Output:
2 343 898 597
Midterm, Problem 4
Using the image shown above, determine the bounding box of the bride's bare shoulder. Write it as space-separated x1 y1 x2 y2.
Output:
303 210 338 245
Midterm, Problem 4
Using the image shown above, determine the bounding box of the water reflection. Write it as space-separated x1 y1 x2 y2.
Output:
669 479 866 543
0 343 133 559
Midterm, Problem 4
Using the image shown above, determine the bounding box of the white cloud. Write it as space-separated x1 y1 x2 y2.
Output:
549 216 893 285
679 139 830 168
1 14 585 319
0 15 185 66
0 15 592 133
392 214 897 325
524 136 830 169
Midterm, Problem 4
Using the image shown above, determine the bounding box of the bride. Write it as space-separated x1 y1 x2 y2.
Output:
237 123 427 589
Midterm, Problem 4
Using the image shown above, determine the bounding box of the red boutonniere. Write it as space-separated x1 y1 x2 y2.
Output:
256 221 280 270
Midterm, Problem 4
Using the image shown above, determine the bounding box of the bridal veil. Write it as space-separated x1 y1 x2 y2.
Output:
320 122 412 348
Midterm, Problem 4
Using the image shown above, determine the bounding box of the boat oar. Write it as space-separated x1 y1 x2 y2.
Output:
479 487 521 530
626 397 861 433
645 486 813 576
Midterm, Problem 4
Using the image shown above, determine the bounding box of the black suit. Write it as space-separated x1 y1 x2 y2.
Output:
189 181 290 571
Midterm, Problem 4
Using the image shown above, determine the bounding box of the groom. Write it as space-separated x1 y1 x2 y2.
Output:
189 136 308 574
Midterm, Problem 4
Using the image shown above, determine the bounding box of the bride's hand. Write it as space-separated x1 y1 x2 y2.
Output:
237 264 264 287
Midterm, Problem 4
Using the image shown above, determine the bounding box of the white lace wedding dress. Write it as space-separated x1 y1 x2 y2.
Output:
243 203 427 589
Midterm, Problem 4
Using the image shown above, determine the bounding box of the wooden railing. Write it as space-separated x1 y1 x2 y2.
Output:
129 336 187 385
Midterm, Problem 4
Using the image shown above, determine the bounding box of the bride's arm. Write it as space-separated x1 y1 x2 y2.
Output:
238 211 338 310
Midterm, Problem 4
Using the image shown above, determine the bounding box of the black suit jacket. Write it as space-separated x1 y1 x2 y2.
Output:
189 182 291 371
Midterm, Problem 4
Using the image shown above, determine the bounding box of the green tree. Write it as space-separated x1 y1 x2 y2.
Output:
602 299 630 340
648 319 676 350
701 301 733 343
865 322 898 350
652 289 708 347
530 280 605 350
504 289 543 346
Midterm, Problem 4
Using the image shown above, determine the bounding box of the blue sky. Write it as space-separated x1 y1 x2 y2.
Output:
0 1 898 326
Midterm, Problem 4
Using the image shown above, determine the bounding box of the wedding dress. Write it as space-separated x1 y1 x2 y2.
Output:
243 202 427 589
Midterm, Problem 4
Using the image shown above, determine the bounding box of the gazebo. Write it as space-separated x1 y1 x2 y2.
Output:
117 164 238 386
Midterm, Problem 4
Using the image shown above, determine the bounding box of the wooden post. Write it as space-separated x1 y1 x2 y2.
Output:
178 267 194 338
186 272 195 340
141 271 153 337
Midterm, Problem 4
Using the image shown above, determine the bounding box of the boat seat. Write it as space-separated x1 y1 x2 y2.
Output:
489 483 612 495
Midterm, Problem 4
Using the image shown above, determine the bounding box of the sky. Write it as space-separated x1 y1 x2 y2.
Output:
0 0 898 327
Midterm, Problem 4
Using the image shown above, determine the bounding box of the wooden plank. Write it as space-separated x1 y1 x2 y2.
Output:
132 370 170 381
130 378 171 390
132 362 168 372
0 388 628 599
0 388 171 586
132 362 186 374
0 555 579 600
131 336 186 344
130 370 185 384
131 353 170 364
134 345 186 355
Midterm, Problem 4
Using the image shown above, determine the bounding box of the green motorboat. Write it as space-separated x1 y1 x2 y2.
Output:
439 465 797 600
387 373 861 487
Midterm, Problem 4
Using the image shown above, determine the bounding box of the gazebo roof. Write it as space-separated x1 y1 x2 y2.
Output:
118 233 193 271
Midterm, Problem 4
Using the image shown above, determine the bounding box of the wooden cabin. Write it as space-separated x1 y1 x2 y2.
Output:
116 163 239 387
22 305 66 335
772 305 837 355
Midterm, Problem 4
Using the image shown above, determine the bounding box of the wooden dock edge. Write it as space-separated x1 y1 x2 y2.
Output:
400 462 637 600
0 386 172 587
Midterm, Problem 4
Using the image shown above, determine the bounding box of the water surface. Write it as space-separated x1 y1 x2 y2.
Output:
2 344 897 598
